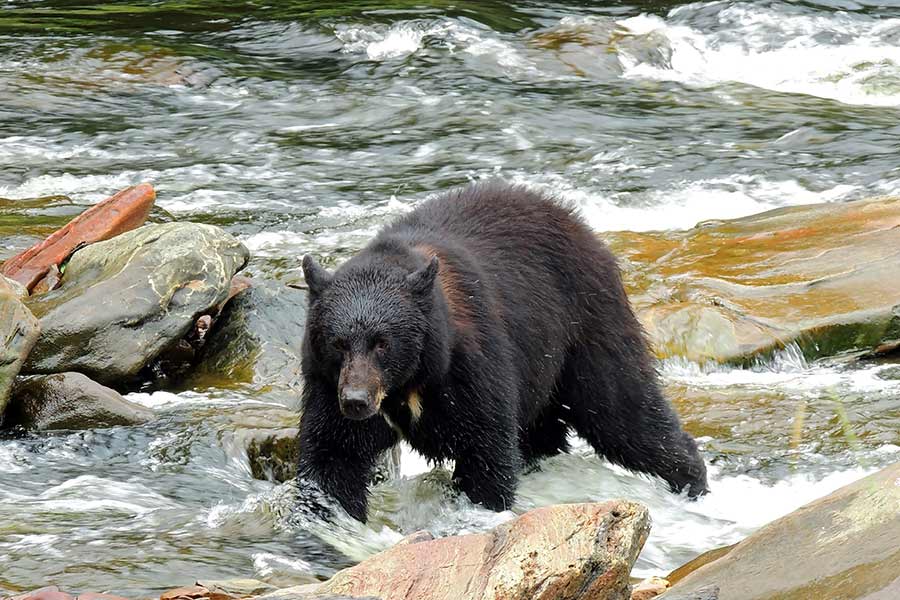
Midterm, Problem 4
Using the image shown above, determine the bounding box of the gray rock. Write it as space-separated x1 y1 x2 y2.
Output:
0 281 40 415
23 223 248 385
661 462 900 600
194 282 307 392
3 372 155 430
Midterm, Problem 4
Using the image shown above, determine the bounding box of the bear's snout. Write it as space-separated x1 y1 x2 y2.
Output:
338 355 385 420
340 387 376 420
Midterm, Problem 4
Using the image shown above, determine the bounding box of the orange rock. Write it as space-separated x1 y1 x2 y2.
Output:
0 183 156 292
631 576 669 600
158 587 210 600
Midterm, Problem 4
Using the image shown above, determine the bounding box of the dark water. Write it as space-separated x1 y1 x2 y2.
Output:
2 1 900 596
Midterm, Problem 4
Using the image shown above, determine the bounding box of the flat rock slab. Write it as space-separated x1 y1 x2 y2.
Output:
264 501 650 600
23 222 248 385
1 183 156 292
660 462 900 600
606 196 900 363
4 372 154 430
0 284 40 415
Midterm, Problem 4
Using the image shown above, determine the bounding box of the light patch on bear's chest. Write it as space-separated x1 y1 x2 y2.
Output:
407 390 423 422
381 390 424 437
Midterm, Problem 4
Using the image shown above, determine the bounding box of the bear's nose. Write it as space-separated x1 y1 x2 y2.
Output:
340 388 375 420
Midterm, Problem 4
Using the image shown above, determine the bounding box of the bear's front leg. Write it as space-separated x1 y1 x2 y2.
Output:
296 378 396 522
450 407 522 512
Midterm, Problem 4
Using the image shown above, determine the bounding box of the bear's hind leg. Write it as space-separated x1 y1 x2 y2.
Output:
559 344 709 497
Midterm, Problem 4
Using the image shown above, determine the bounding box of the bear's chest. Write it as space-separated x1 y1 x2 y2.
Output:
380 390 452 460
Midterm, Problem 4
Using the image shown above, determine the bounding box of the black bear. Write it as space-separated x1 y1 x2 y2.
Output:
297 182 708 522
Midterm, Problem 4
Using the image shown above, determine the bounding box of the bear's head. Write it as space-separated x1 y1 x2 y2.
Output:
301 253 442 420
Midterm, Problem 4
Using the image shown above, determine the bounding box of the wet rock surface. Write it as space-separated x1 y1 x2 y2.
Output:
23 222 248 385
607 197 900 364
3 372 154 430
194 282 307 394
0 184 155 293
246 428 400 486
660 462 900 600
268 500 650 600
0 282 40 415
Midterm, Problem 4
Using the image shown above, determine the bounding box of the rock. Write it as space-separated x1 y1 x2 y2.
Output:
660 463 900 600
0 285 40 416
246 428 400 485
159 587 212 600
606 197 900 364
4 587 74 600
76 594 131 600
23 222 249 385
631 577 670 600
3 372 154 430
1 183 156 292
309 500 649 600
196 580 276 598
194 282 306 393
1 274 27 299
665 545 736 586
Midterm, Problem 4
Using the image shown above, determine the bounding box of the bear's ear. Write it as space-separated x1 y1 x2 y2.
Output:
302 255 333 297
406 255 439 296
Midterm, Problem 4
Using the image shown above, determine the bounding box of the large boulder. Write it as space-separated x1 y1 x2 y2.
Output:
0 277 40 415
661 463 900 600
193 282 307 393
261 501 650 600
0 184 156 292
606 197 900 364
3 372 154 430
23 222 248 385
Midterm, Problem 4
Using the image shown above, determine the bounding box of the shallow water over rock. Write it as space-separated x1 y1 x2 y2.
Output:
2 0 900 596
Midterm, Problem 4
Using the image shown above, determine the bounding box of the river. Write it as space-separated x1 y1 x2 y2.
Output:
1 0 899 596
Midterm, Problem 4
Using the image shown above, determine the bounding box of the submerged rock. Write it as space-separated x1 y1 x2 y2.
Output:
267 501 649 600
607 196 900 363
4 372 154 430
246 428 400 485
0 282 40 416
23 222 248 385
194 282 307 393
0 183 156 293
660 462 900 600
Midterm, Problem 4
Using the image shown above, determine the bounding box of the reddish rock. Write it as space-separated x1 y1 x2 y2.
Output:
0 183 156 292
6 586 74 600
631 577 670 600
77 594 131 600
159 587 210 600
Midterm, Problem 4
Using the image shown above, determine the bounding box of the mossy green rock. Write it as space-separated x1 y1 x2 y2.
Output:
3 372 154 430
23 223 248 385
606 197 900 364
195 282 307 393
0 277 40 415
660 463 900 600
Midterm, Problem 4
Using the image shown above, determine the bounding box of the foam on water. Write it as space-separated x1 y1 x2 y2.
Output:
509 171 858 232
615 5 900 106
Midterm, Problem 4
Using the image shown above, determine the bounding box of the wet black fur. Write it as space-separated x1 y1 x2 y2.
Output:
297 182 708 522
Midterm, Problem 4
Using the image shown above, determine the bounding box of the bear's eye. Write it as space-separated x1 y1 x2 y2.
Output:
373 337 389 353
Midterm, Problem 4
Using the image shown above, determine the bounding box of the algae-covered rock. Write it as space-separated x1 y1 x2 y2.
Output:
3 372 154 430
23 222 248 385
194 282 307 392
247 428 400 485
660 463 900 600
0 279 40 415
606 197 900 364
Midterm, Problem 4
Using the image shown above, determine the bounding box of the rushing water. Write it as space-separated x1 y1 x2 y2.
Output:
2 0 900 596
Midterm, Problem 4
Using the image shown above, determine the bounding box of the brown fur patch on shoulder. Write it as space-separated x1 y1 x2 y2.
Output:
413 244 477 342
